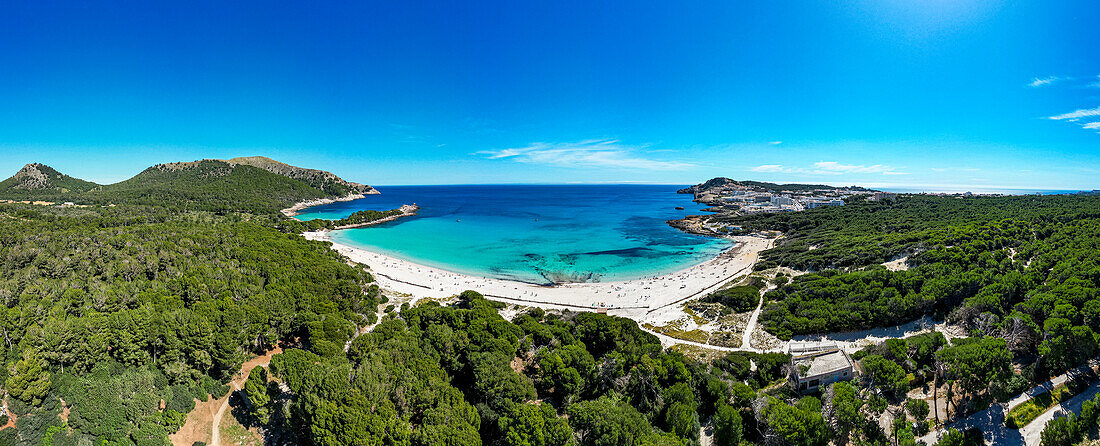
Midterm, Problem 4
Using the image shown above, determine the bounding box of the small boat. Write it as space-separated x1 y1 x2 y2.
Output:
456 219 461 222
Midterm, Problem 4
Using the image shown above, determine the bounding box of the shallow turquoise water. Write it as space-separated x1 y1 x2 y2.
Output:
296 185 730 284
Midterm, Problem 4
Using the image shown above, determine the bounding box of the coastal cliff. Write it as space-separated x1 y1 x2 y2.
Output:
281 192 380 217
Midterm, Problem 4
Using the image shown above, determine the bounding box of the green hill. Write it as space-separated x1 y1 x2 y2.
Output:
0 163 100 200
0 157 375 213
97 159 336 212
226 156 375 197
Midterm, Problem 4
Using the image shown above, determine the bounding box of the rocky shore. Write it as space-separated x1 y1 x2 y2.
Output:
333 204 419 229
281 191 380 217
666 215 725 237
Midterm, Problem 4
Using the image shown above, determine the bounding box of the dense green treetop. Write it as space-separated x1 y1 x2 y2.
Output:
0 202 381 445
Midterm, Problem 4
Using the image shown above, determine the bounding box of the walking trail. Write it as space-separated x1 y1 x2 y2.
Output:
169 347 282 446
739 291 767 351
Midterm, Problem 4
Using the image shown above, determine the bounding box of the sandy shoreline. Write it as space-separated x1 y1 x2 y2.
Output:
305 230 775 320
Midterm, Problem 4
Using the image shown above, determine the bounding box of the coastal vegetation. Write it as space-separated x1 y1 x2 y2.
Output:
732 194 1100 383
0 201 383 445
700 279 763 313
279 208 409 233
2 168 1099 445
0 197 914 445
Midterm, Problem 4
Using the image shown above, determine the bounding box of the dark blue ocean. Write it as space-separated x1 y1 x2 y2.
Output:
295 184 731 283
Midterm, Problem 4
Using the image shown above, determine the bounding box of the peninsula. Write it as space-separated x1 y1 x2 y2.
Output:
668 177 884 236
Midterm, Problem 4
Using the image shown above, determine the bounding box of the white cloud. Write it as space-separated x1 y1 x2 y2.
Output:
749 161 906 176
478 139 694 170
1083 122 1100 130
931 166 979 173
751 165 785 173
1048 106 1100 121
768 141 783 145
1029 76 1060 87
813 161 902 174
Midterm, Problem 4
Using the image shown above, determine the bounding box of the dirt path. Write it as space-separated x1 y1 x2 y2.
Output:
208 381 240 446
741 293 766 350
170 347 282 446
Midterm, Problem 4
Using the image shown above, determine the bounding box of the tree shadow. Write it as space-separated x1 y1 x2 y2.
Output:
226 387 300 446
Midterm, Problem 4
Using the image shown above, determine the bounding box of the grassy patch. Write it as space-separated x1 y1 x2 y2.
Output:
1005 379 1087 428
220 417 262 446
642 322 710 344
682 306 710 326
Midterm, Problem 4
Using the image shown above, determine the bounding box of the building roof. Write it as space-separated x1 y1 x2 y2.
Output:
793 350 853 378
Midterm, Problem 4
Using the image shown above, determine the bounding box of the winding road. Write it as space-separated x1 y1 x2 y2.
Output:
918 361 1100 445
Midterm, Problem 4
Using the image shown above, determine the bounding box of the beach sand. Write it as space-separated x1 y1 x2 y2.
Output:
304 230 775 320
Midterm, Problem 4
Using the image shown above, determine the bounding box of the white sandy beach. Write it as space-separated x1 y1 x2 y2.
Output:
304 230 776 320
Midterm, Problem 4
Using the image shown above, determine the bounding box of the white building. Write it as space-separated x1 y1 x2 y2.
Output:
771 195 794 206
805 199 845 209
789 347 857 394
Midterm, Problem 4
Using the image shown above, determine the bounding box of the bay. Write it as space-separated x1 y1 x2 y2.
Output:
295 184 731 284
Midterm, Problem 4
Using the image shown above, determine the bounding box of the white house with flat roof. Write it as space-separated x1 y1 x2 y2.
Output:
789 347 856 394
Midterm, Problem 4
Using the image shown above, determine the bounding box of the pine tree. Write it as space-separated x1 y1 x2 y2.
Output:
6 349 51 406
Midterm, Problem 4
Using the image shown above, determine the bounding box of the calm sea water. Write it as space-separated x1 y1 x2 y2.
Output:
295 184 731 284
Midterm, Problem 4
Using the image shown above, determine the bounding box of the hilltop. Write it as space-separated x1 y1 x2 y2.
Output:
0 157 376 213
225 156 375 197
0 163 100 199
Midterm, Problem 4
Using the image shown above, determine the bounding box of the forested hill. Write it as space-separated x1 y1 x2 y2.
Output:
97 160 339 212
0 157 376 213
226 156 375 197
0 163 100 197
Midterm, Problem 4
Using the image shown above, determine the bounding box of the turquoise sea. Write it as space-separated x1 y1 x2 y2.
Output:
295 185 731 284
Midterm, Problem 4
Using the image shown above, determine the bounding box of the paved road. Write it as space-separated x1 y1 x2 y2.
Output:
918 363 1099 445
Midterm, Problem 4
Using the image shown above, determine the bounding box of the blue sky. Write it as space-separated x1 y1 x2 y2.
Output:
1 1 1098 190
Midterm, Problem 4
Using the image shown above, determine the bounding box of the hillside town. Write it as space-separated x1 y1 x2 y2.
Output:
677 177 896 215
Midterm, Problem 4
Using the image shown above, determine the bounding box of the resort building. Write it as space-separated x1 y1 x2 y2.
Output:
788 345 857 394
805 199 845 209
869 192 897 202
770 195 794 206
